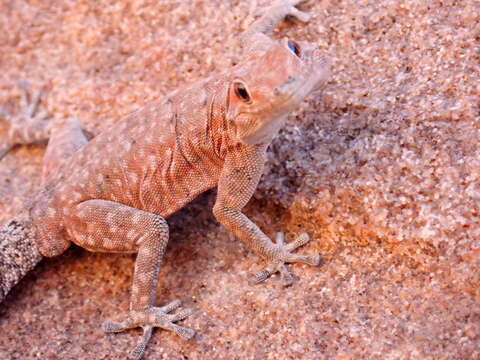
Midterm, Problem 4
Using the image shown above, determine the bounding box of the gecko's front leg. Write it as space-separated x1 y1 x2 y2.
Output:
213 147 320 286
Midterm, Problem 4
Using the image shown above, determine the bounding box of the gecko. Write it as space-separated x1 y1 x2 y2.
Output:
0 0 331 358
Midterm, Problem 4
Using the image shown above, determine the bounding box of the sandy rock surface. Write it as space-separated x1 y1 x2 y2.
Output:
0 0 478 359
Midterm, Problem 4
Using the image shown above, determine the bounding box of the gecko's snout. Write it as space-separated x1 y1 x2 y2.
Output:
273 50 331 103
274 76 297 96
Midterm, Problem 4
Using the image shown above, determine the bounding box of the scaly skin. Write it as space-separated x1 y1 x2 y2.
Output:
0 1 331 358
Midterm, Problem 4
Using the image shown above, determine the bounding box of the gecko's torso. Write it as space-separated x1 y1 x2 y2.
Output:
31 75 246 255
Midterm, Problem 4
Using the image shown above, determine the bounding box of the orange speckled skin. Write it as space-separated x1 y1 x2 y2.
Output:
4 1 331 358
32 78 227 256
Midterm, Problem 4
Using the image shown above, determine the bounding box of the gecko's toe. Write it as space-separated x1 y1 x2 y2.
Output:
273 0 311 23
286 7 310 23
103 320 126 333
129 325 153 360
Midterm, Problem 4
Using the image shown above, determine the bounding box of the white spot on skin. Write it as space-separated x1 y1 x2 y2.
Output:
138 272 150 284
133 213 143 225
106 212 116 224
129 172 138 184
87 236 97 246
131 285 139 296
127 229 137 241
145 246 155 258
76 234 87 244
148 155 157 167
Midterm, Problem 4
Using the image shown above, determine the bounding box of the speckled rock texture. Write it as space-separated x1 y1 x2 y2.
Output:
0 0 478 359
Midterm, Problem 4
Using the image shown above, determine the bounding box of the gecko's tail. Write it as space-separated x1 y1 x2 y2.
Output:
0 216 42 302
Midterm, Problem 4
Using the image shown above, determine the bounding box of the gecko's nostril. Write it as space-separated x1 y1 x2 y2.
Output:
274 76 297 96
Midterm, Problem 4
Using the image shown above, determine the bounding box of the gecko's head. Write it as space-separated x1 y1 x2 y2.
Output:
227 37 331 145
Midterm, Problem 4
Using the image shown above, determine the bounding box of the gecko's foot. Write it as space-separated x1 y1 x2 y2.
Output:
103 299 195 360
273 0 311 23
0 81 50 160
252 232 321 287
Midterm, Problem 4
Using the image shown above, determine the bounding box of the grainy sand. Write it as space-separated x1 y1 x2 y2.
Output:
1 1 478 359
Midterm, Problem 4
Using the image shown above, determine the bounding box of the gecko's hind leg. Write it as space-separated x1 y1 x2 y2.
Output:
0 81 51 161
41 116 88 180
64 199 195 360
0 82 89 179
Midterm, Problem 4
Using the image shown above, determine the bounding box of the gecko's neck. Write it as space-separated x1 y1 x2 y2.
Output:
200 77 234 160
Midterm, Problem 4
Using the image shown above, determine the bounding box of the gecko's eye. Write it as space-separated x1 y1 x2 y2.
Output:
287 39 301 57
233 81 252 103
